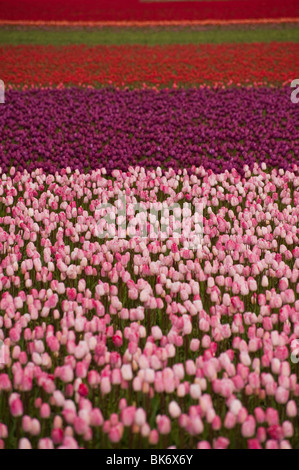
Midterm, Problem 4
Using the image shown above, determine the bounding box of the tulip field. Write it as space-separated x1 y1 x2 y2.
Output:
0 0 299 451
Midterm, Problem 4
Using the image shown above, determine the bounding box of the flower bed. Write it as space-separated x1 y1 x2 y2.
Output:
0 87 298 175
0 0 298 22
0 164 298 449
1 43 297 89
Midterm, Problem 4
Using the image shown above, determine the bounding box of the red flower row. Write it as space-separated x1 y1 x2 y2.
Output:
1 43 297 88
0 0 298 22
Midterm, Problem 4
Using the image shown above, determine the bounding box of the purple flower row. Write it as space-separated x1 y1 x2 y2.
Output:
1 87 298 174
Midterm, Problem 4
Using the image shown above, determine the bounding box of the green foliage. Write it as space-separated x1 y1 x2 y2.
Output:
0 25 298 45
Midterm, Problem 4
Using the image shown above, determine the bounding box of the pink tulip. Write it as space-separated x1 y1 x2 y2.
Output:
241 416 255 438
121 364 133 382
247 439 262 449
168 401 181 419
254 407 265 424
213 437 230 449
109 424 123 443
38 438 54 449
275 386 289 404
265 440 279 449
197 441 211 449
286 400 297 418
10 397 23 417
19 438 32 449
22 416 32 433
135 408 146 427
156 415 171 435
282 421 293 438
224 411 236 429
73 417 89 436
121 406 136 427
149 429 159 445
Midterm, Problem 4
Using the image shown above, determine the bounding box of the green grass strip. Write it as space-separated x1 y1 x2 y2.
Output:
0 25 298 45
